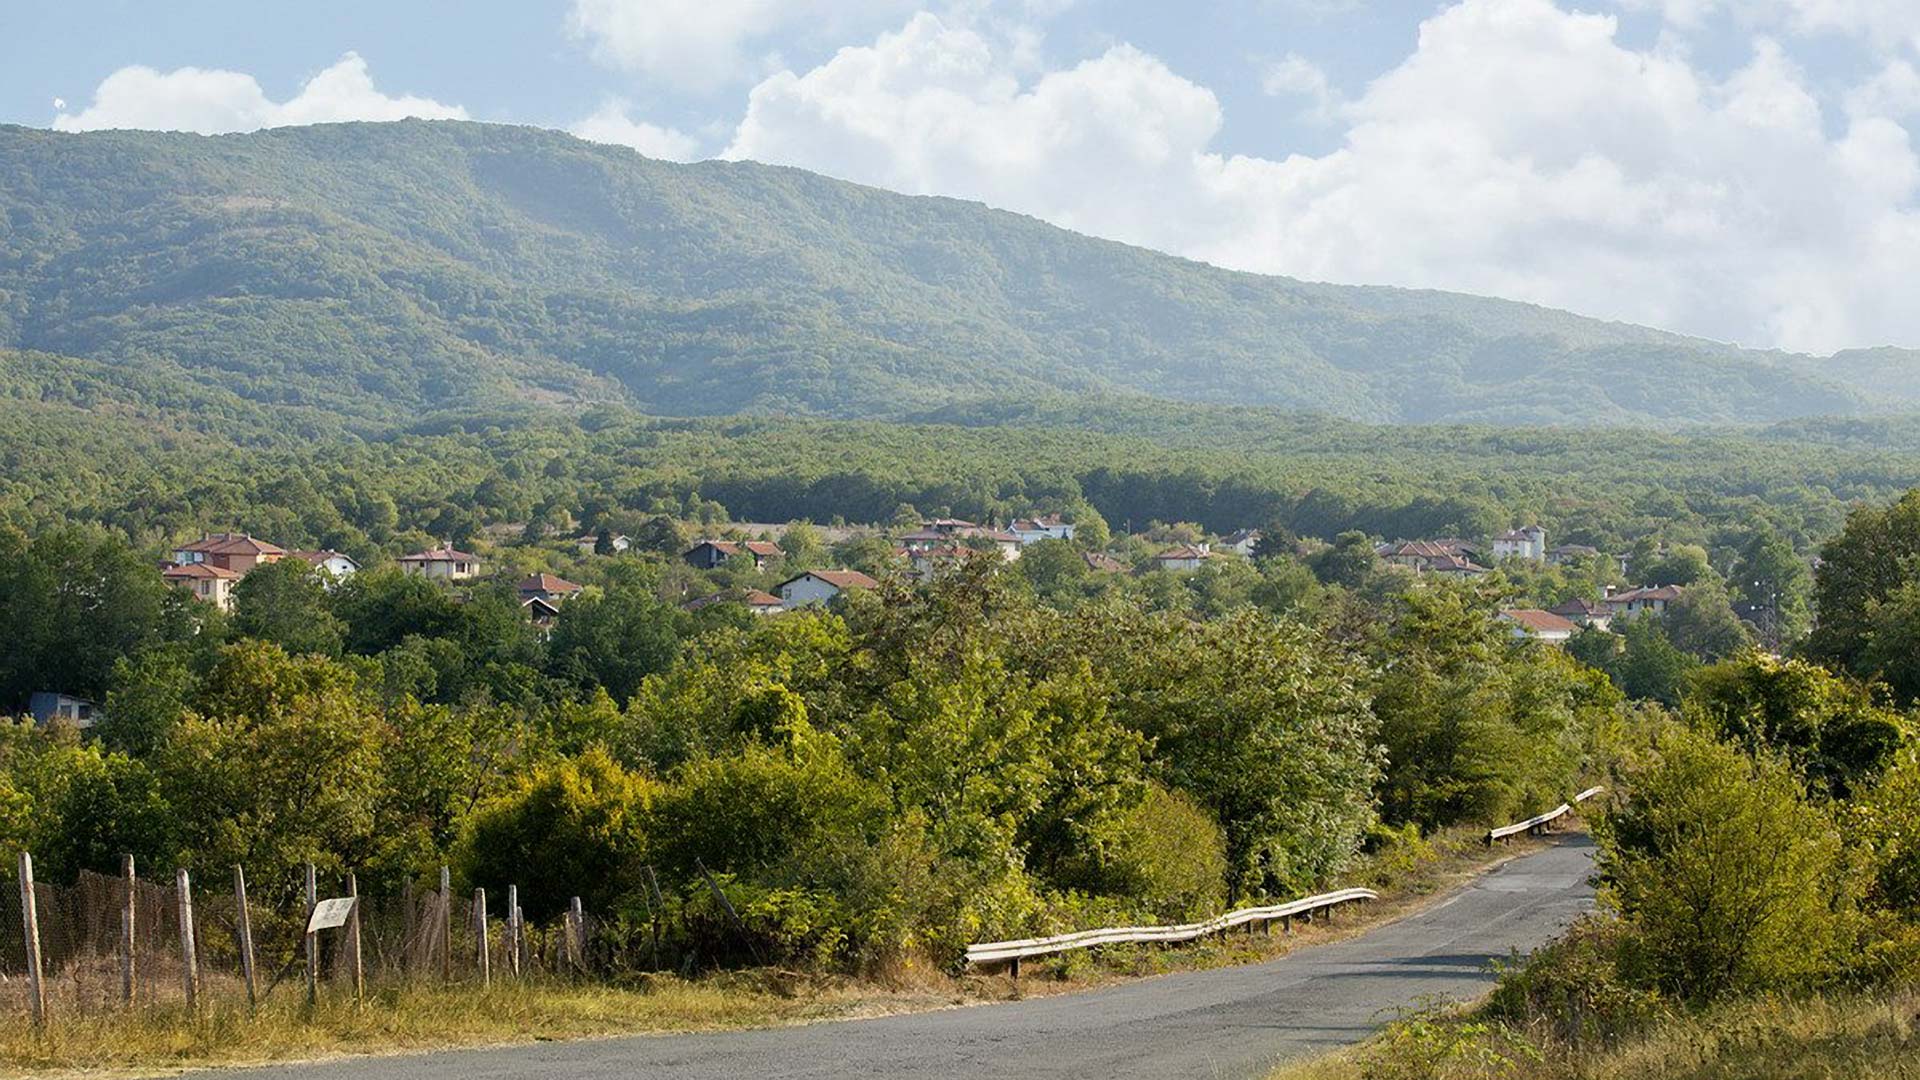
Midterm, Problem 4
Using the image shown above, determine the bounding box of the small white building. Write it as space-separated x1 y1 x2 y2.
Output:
1221 529 1262 557
777 568 880 609
1498 608 1578 644
399 546 484 581
1010 515 1076 545
1152 545 1213 572
576 532 632 555
1605 584 1683 617
292 550 359 578
1492 526 1547 562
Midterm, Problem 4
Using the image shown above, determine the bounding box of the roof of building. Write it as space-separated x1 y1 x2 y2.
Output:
290 549 358 568
518 572 583 594
1155 545 1213 561
1500 609 1579 634
683 587 786 612
1223 528 1262 544
1381 539 1459 559
1496 527 1545 541
177 532 286 556
162 561 240 580
399 547 480 563
1426 554 1490 574
782 569 880 591
925 518 979 529
690 539 784 558
1548 544 1601 557
1608 585 1685 604
1083 551 1128 573
1549 597 1610 617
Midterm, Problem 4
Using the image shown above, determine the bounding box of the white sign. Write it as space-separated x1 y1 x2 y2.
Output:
306 897 357 933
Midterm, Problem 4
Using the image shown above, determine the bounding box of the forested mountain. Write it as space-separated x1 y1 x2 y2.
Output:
0 120 1906 428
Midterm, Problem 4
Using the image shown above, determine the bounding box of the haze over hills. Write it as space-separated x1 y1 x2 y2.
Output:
0 119 1913 430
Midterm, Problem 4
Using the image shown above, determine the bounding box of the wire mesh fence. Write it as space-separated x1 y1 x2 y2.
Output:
0 857 605 1023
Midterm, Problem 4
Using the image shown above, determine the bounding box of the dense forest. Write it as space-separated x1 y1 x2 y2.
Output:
2 120 1915 427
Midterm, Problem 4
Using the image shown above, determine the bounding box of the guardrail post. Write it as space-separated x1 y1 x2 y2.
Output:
1008 956 1020 980
177 867 199 1012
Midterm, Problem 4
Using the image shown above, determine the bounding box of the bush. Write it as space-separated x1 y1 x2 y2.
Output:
1095 784 1228 920
460 748 655 919
1596 727 1850 1002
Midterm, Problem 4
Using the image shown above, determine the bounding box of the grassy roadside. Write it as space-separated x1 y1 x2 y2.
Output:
1266 989 1920 1080
0 825 1566 1077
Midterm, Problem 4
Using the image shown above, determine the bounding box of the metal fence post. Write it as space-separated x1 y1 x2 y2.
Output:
569 896 586 972
234 864 257 1012
121 854 137 1007
19 852 46 1027
176 867 199 1011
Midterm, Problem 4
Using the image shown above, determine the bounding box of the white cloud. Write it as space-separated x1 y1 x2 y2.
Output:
1620 0 1920 50
570 100 703 160
1261 53 1343 124
723 0 1920 353
53 53 465 134
566 0 912 92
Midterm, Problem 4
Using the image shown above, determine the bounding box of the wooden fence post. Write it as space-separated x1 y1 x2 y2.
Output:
18 851 45 1027
439 866 452 983
346 872 364 1003
176 868 199 1011
234 865 257 1012
401 877 415 975
506 885 522 978
474 888 490 987
121 854 137 1007
304 862 319 1006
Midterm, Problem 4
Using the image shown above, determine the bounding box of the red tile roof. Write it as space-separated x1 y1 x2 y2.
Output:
1155 545 1212 560
163 562 240 580
1500 608 1578 634
518 572 582 594
178 532 286 556
400 547 480 563
290 549 356 567
784 569 880 591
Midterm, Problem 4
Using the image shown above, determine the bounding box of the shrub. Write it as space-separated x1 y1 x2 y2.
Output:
1596 727 1850 1002
459 748 655 919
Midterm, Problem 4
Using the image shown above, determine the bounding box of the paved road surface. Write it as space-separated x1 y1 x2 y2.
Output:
211 837 1595 1080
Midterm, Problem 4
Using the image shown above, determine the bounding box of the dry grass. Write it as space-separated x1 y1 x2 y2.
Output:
0 826 1567 1077
1267 990 1920 1080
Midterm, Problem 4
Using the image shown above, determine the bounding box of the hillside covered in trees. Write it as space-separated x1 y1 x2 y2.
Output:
2 120 1915 429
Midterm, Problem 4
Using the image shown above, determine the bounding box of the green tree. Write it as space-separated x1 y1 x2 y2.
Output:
232 558 346 657
1660 580 1751 661
1685 652 1909 799
1731 525 1811 647
1809 489 1920 677
1860 580 1920 706
1015 537 1089 598
545 581 684 703
1308 530 1379 589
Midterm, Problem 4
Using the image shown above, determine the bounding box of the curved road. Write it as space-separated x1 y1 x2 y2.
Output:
216 837 1595 1080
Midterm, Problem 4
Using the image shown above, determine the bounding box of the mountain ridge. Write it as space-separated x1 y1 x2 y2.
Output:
0 119 1911 428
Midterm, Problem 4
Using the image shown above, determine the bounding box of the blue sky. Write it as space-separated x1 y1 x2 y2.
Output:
6 1 1920 353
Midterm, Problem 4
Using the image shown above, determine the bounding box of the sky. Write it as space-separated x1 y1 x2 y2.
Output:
6 0 1920 355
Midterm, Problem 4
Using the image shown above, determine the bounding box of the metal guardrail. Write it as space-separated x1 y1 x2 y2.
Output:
965 887 1379 972
1486 786 1605 844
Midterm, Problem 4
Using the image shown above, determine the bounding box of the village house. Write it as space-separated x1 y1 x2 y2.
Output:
1498 608 1579 644
1152 544 1214 572
521 595 562 629
398 545 483 581
1082 550 1129 574
291 549 359 578
162 561 240 610
29 692 98 728
1605 584 1684 617
1424 553 1492 579
1009 514 1076 545
899 521 1021 561
1379 539 1482 572
1491 526 1548 562
1545 543 1601 567
576 531 632 555
1549 597 1614 631
777 568 880 609
1221 529 1262 557
517 572 583 606
683 539 784 571
171 532 286 575
681 588 785 616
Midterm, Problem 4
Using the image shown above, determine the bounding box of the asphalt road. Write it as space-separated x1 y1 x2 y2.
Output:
212 837 1595 1080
